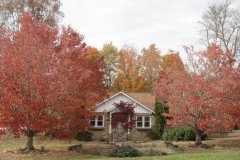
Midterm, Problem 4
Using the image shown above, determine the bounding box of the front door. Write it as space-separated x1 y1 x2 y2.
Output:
111 112 127 142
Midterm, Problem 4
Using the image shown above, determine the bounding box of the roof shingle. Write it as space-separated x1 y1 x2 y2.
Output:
109 92 156 112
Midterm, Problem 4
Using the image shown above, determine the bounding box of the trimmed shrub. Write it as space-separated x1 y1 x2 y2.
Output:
233 125 239 130
183 127 196 141
74 131 93 141
99 137 106 142
44 132 55 139
109 146 141 157
144 149 167 156
164 141 183 152
162 127 197 141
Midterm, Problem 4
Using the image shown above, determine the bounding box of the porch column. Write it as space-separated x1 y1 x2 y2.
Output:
127 114 130 134
109 112 112 134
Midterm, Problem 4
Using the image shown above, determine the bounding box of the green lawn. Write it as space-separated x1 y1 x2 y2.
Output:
1 150 239 160
1 134 240 160
90 151 240 160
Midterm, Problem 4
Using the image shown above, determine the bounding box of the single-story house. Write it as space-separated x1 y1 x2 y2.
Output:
89 92 156 141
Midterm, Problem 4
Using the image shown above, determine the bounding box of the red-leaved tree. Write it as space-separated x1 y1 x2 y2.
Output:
0 13 106 151
154 44 240 145
111 101 135 132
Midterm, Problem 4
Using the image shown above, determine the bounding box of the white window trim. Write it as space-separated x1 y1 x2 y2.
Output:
136 115 151 129
90 115 104 129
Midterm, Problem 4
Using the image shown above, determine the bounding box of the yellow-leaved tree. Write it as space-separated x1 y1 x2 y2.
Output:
112 45 146 92
139 44 162 91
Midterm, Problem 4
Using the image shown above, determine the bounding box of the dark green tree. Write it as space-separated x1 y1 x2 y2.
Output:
151 100 169 140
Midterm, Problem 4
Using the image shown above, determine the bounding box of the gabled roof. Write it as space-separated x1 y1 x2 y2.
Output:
97 92 156 113
124 92 156 112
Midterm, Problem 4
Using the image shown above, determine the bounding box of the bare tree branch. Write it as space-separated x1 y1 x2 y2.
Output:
198 0 240 63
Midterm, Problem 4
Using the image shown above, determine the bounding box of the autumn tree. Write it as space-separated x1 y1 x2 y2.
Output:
112 45 146 92
0 0 63 31
198 0 240 61
86 46 100 62
111 101 135 132
161 51 185 71
0 13 106 151
139 44 161 92
101 42 118 89
154 44 240 146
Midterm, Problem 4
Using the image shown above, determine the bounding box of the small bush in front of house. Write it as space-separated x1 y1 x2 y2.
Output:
183 127 196 141
109 146 142 157
233 125 239 130
44 132 55 139
162 127 196 141
99 137 106 142
144 149 167 156
164 141 184 152
74 131 93 141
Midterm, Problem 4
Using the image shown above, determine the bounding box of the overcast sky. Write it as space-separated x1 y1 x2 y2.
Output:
61 0 239 57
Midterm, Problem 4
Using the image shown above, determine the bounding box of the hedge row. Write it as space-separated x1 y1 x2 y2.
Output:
162 127 207 141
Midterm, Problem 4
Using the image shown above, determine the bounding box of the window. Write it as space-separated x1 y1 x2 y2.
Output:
137 116 143 127
90 118 96 126
97 116 103 126
144 116 150 127
90 115 104 128
136 116 151 129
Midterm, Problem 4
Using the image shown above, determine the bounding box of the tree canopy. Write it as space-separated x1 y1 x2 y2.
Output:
139 44 162 92
112 45 147 92
154 44 240 145
101 42 119 89
0 13 106 150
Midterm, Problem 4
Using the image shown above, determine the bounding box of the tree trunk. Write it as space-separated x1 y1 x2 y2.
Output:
195 129 202 146
26 130 35 151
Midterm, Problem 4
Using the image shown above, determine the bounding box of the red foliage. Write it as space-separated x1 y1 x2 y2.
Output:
154 44 240 142
0 13 106 140
111 101 135 131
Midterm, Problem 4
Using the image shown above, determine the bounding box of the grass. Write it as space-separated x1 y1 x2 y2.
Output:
0 130 239 160
89 151 240 160
0 134 113 160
